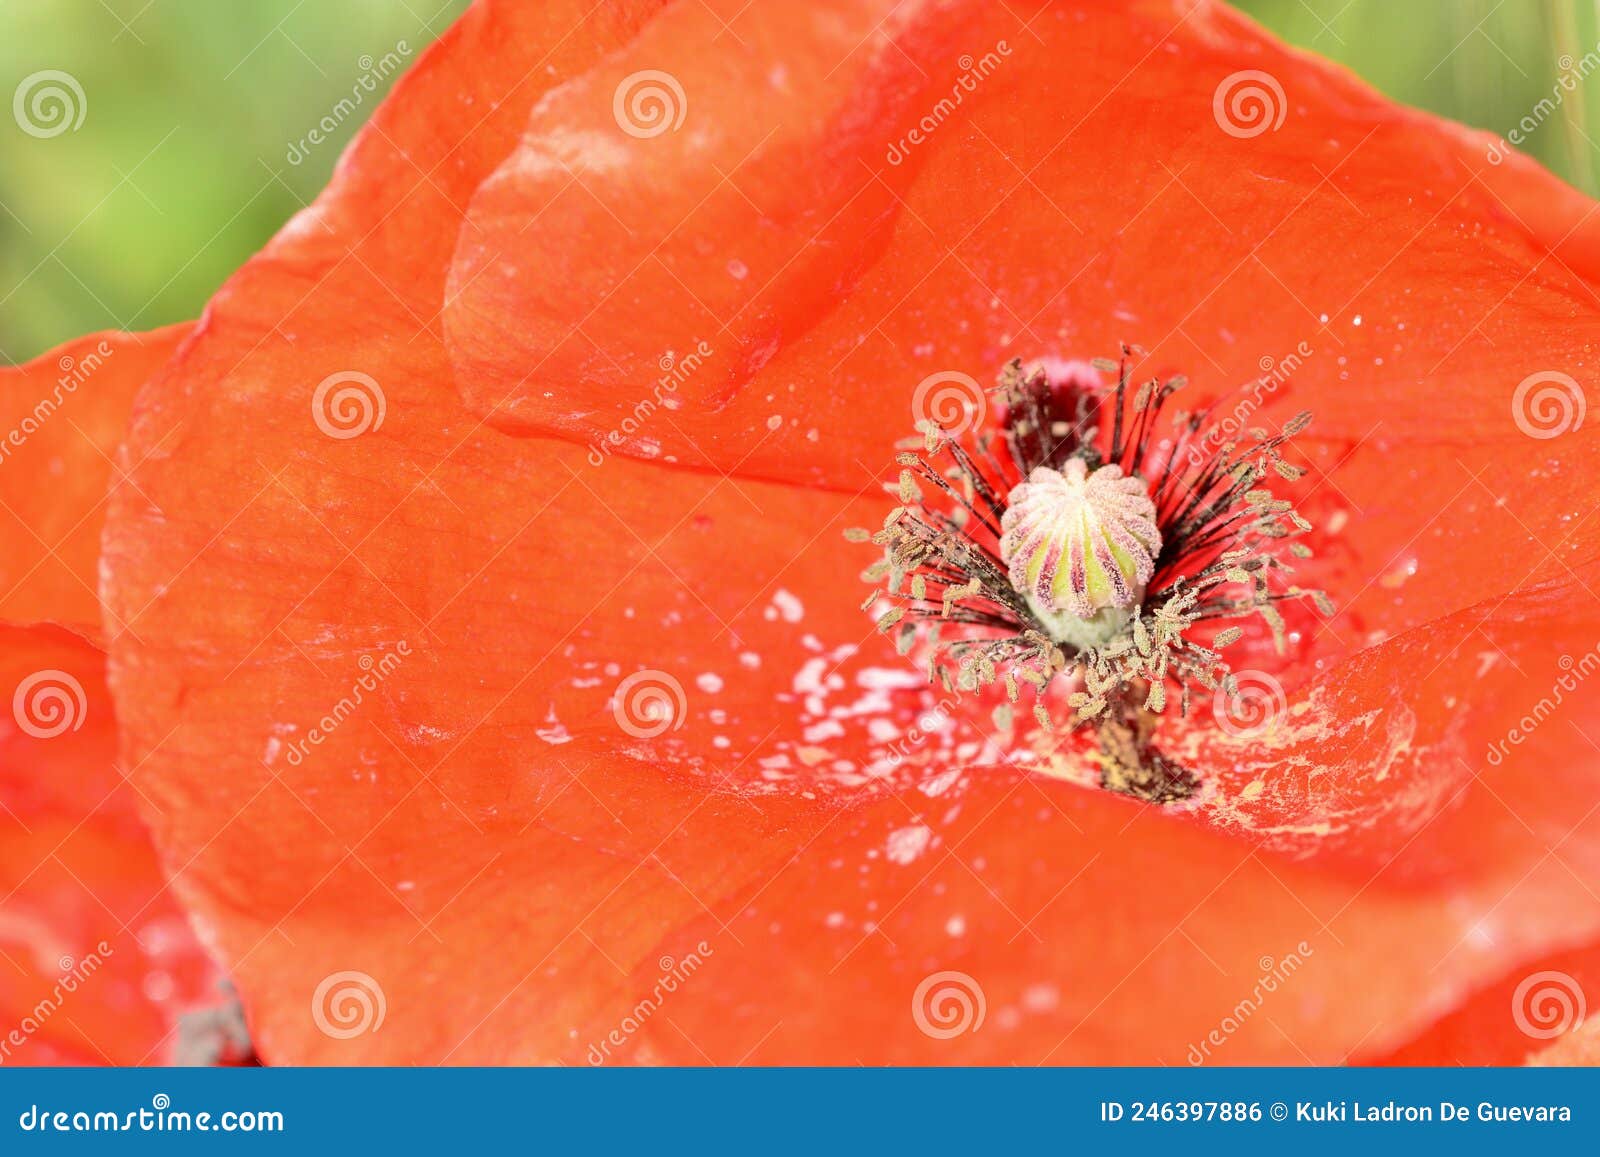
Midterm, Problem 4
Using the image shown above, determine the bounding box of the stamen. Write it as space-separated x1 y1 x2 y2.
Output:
849 352 1332 804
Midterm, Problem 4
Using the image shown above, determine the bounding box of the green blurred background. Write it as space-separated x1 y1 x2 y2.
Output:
1 0 1596 364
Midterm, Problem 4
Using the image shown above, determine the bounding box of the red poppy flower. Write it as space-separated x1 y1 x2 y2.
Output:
9 0 1600 1066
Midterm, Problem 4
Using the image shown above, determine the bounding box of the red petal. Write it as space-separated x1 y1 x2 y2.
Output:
442 1 1600 506
1368 937 1600 1066
0 326 190 640
446 0 1007 439
100 0 1600 1064
0 625 220 1065
1171 563 1600 869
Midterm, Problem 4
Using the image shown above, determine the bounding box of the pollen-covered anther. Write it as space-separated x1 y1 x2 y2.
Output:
999 458 1160 645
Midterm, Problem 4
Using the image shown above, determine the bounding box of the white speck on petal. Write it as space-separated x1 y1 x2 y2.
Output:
886 823 932 865
1022 983 1060 1012
536 707 573 745
772 588 803 623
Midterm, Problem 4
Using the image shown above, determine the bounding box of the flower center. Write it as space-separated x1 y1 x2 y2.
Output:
849 352 1332 804
999 458 1159 648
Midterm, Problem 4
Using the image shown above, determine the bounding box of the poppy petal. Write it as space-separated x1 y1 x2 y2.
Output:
0 625 220 1065
1368 936 1600 1066
0 326 190 640
445 0 1010 444
1168 563 1600 868
442 0 1600 520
